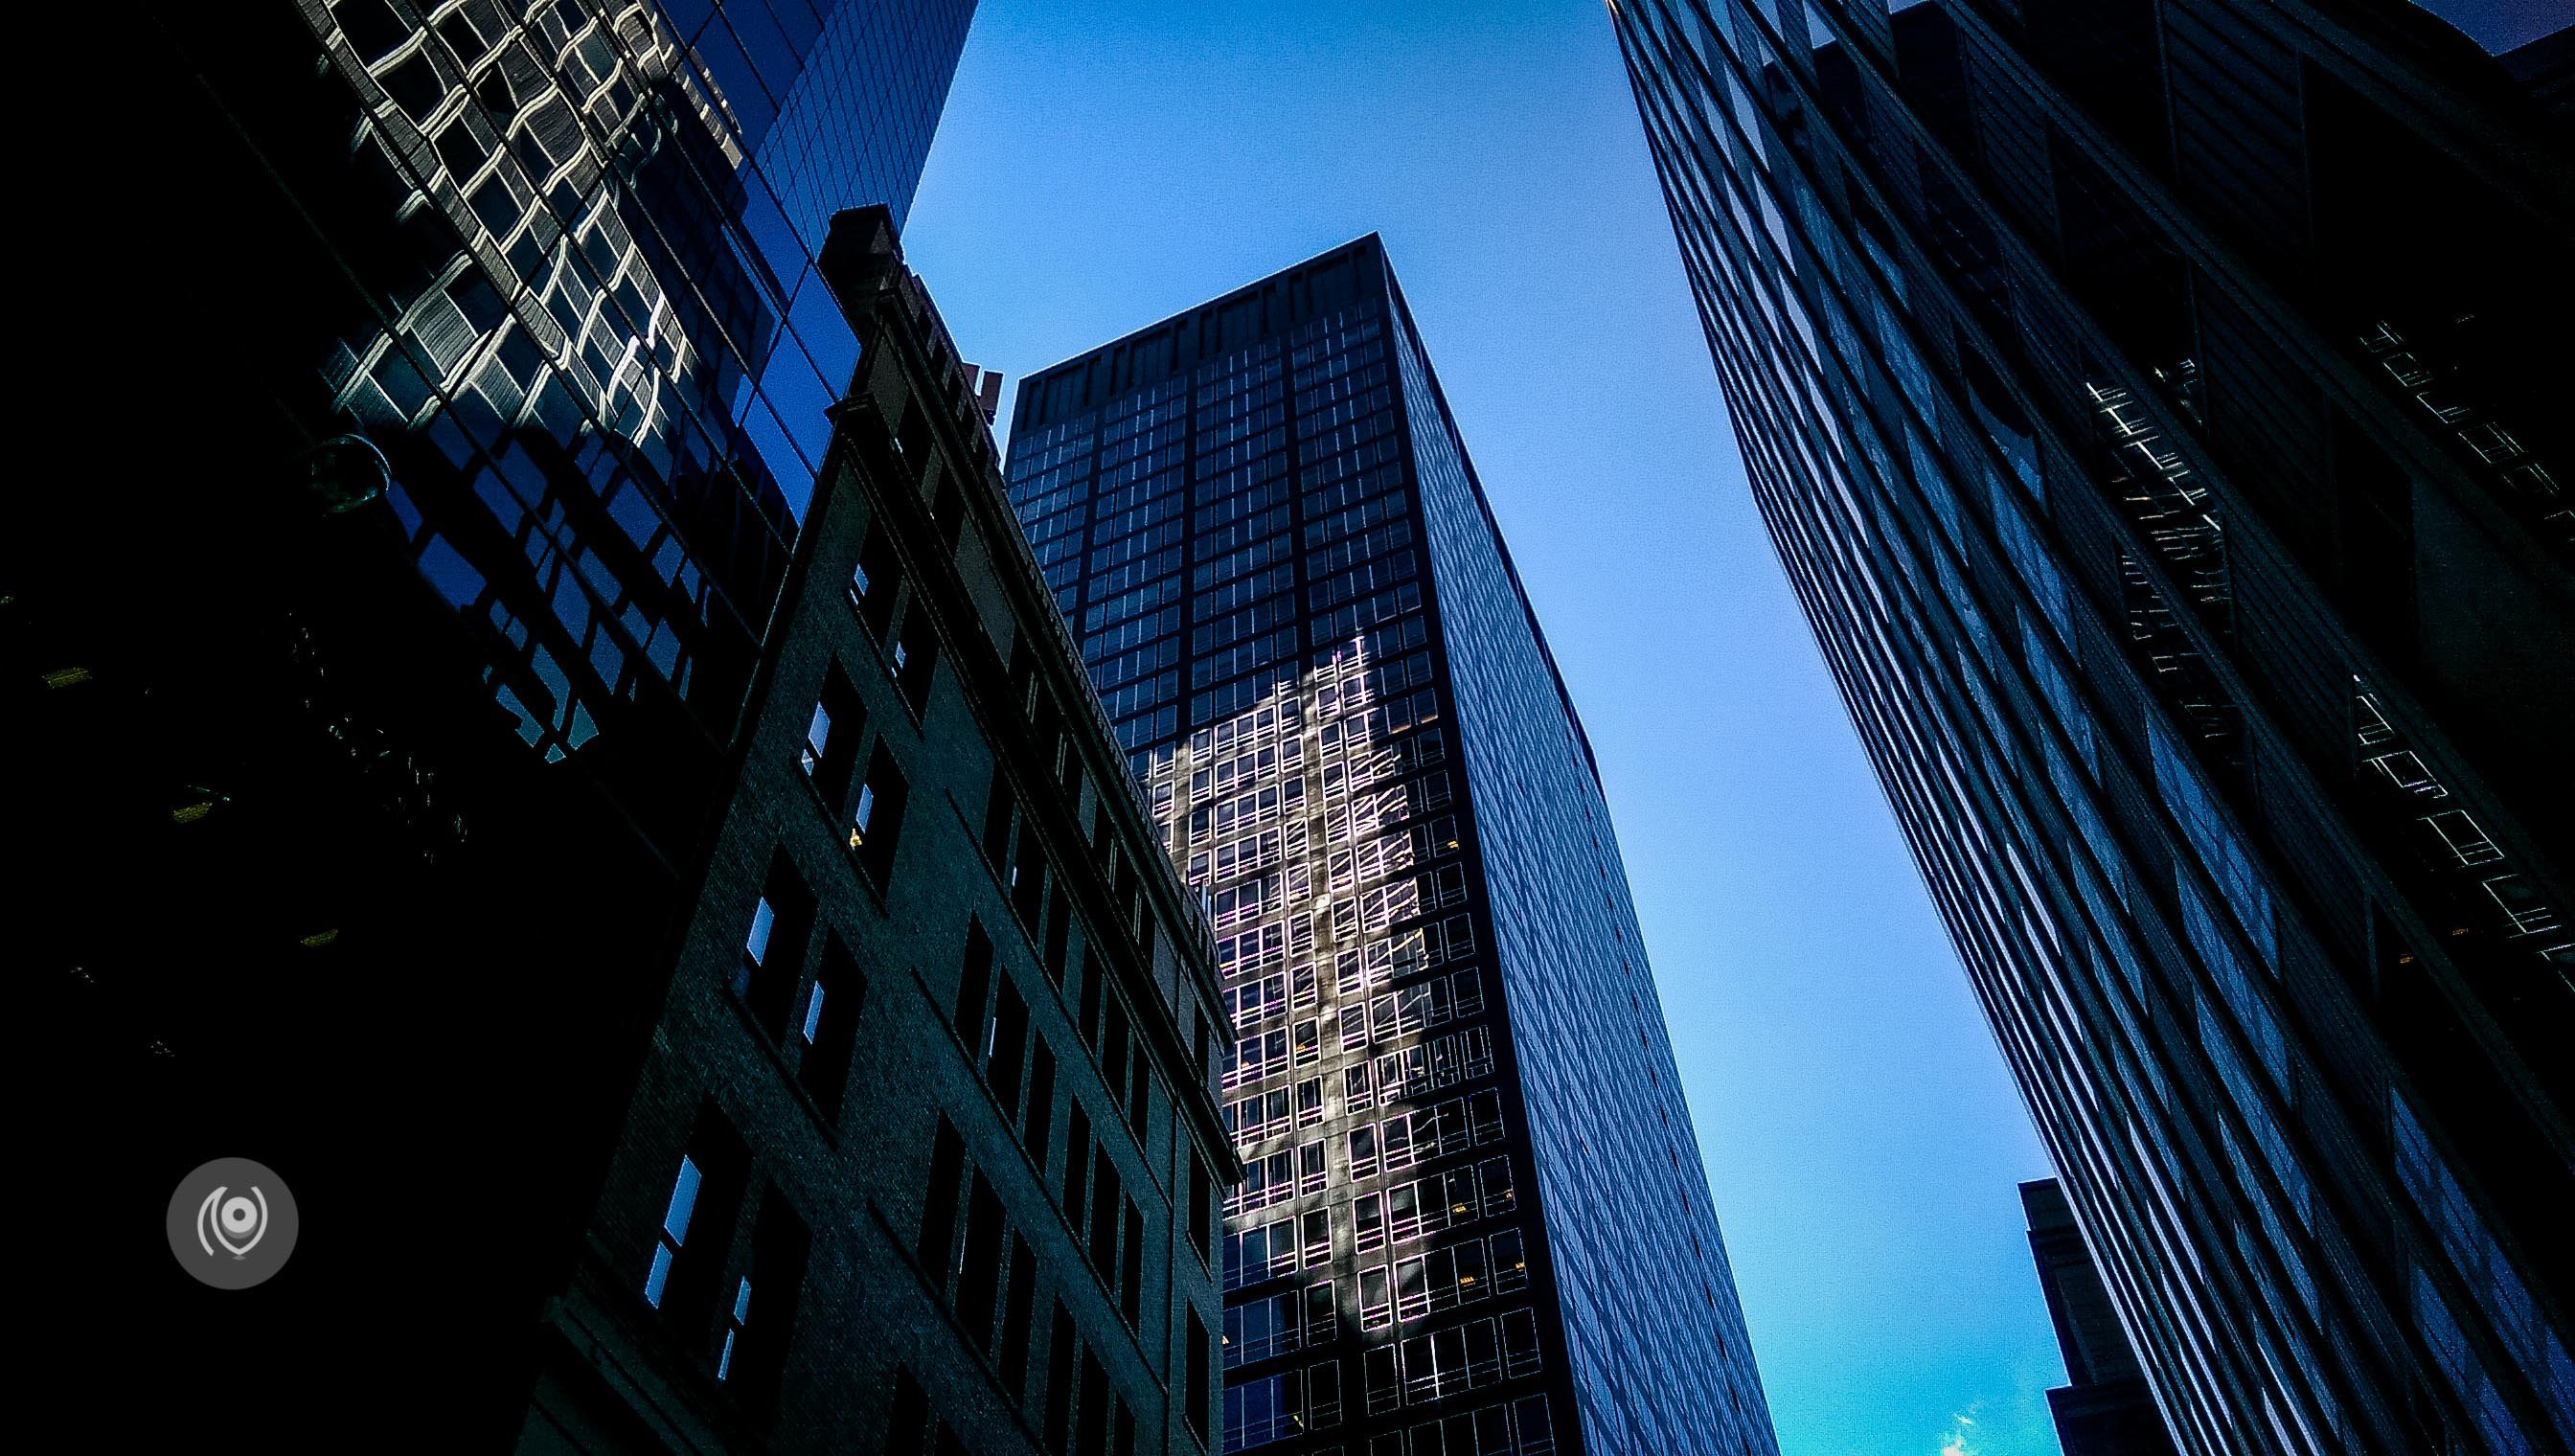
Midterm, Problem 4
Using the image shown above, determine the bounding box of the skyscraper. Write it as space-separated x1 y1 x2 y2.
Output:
1003 238 1780 1456
35 4 1233 1446
1610 4 2570 1455
2022 1179 2178 1456
98 0 975 849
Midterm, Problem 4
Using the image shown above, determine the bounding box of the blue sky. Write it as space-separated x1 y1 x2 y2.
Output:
900 4 2065 1453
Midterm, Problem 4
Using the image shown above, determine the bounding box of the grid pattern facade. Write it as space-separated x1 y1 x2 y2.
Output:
162 0 969 837
1005 239 1780 1456
1611 5 2570 1456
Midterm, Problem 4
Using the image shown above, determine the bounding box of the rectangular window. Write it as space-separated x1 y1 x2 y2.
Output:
851 747 908 888
919 1115 965 1279
852 524 900 639
1185 1306 1211 1439
1126 1055 1153 1143
1077 1349 1109 1455
957 1173 1005 1349
1365 1345 1400 1416
956 919 994 1049
644 1155 701 1310
646 1107 747 1333
1026 1042 1058 1174
1121 1201 1144 1327
982 767 1015 869
1063 1105 1092 1231
798 939 864 1122
1500 1308 1541 1378
1043 1307 1075 1453
719 1188 809 1409
989 982 1030 1118
894 607 939 716
734 854 810 1038
1189 1153 1213 1260
1001 1235 1037 1397
1014 822 1049 923
1089 1150 1121 1277
1043 887 1072 984
1514 1396 1553 1455
801 664 865 808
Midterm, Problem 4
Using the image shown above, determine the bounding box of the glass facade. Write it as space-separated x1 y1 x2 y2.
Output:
1611 5 2569 1456
142 0 971 846
1006 239 1780 1456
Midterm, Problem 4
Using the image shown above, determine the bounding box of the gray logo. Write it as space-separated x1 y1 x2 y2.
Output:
167 1158 299 1289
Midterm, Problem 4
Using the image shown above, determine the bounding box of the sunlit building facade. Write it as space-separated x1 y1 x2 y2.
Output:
1005 238 1781 1456
1610 4 2570 1455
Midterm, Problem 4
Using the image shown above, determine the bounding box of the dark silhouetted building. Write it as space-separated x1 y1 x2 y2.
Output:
1002 237 1781 1456
1612 3 2570 1455
2024 1179 2179 1456
505 207 1236 1454
44 192 1236 1446
45 1 1241 1444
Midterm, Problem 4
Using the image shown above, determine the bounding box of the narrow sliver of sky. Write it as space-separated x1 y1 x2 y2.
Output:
900 6 2065 1454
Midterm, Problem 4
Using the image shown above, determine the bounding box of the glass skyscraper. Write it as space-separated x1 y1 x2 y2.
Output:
120 0 972 855
1611 4 2569 1456
1004 238 1780 1456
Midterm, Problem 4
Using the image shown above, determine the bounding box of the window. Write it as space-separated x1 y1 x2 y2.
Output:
1185 1307 1211 1439
734 855 810 1038
1104 997 1133 1120
1077 1348 1109 1454
1513 1396 1554 1455
719 1189 809 1410
1014 821 1049 924
957 919 994 1049
1042 888 1073 984
920 1116 965 1276
1189 1153 1213 1260
1224 1364 1341 1449
990 982 1030 1118
1360 1264 1393 1330
958 1173 1005 1348
852 524 900 639
896 396 932 480
850 747 908 888
1027 1042 1059 1172
1089 1149 1121 1278
1044 1307 1075 1452
1121 1201 1144 1327
1365 1345 1401 1416
894 608 939 716
645 1154 701 1311
1063 1105 1092 1230
799 940 864 1121
1501 1308 1540 1377
646 1109 747 1332
982 767 1016 869
801 665 864 807
1126 1055 1153 1143
1001 1235 1037 1397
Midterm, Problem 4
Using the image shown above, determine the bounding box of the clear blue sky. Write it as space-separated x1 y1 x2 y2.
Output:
900 4 2065 1454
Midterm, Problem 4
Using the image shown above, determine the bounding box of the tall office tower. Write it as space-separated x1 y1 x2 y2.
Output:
1609 4 2571 1455
1003 239 1780 1456
102 0 975 848
2022 1179 2179 1456
33 1 1161 1445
